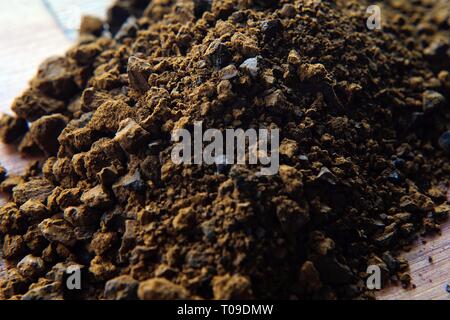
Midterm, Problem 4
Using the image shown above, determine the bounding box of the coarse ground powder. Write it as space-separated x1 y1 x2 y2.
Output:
0 0 449 300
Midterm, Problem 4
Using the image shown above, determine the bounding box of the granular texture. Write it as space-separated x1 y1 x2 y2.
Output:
0 0 449 300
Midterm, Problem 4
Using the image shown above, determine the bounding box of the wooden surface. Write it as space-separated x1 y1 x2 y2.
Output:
378 222 450 300
0 1 448 300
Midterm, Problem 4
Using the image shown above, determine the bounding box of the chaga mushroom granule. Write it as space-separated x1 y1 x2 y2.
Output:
0 0 449 300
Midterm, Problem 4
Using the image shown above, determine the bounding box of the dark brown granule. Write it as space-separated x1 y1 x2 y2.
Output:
0 114 28 144
0 165 6 183
79 15 105 37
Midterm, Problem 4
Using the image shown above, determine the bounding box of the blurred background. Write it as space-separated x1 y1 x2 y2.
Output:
0 0 111 113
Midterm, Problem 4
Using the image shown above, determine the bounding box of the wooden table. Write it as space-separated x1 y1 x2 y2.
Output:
0 0 448 300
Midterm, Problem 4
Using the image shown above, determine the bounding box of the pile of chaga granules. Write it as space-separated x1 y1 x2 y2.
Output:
0 0 449 300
